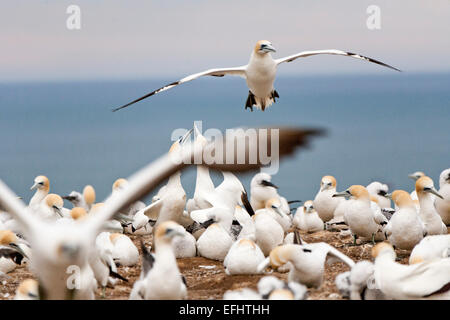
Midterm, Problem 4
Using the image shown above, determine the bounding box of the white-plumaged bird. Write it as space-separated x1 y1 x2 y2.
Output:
129 221 187 300
415 176 447 235
0 126 322 299
14 279 39 300
333 185 386 244
258 242 354 288
372 242 450 299
29 175 50 212
255 198 291 232
384 190 425 250
253 200 285 256
250 172 280 211
63 185 96 211
292 200 324 233
113 40 399 112
109 233 139 267
314 175 342 223
366 181 390 209
224 238 265 275
408 171 426 200
435 168 450 225
409 234 450 264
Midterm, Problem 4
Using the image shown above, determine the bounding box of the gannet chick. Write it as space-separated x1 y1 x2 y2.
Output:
114 40 398 112
333 185 385 244
366 181 390 209
409 235 450 264
109 233 139 266
258 242 354 288
415 176 447 235
224 238 265 275
14 279 39 300
408 171 426 200
292 200 324 233
193 207 233 261
29 175 49 211
63 185 96 211
313 175 342 223
253 200 285 256
336 260 387 300
256 198 291 232
130 222 187 300
372 242 450 299
435 168 450 225
172 227 197 258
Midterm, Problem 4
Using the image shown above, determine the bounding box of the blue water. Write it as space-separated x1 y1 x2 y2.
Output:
0 73 449 206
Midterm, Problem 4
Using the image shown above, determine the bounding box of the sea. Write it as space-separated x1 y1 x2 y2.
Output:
0 73 449 207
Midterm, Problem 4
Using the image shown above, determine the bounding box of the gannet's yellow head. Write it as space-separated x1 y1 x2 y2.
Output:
45 193 63 209
70 207 87 220
303 200 314 213
320 175 337 191
265 198 281 209
254 40 276 55
390 190 414 209
408 171 425 181
370 195 379 204
109 233 122 244
268 288 294 300
154 221 185 243
112 178 128 192
0 230 18 245
269 244 296 268
333 185 369 201
83 185 96 206
30 175 49 191
17 279 39 300
416 176 443 199
371 242 394 258
237 238 256 249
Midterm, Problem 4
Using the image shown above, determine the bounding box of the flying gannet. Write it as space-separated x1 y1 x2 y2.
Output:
113 40 400 112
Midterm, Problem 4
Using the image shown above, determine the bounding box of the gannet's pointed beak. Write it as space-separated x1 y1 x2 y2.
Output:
263 44 276 53
30 182 38 190
385 193 393 199
9 243 28 259
62 195 76 202
408 173 417 180
425 187 444 199
332 191 349 198
261 180 278 189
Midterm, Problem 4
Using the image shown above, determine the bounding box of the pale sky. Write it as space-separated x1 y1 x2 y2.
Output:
1 0 449 82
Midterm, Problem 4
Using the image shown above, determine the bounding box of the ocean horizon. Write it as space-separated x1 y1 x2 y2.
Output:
1 72 449 207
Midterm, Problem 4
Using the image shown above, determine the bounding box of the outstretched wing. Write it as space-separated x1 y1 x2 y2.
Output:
112 66 247 112
275 49 400 72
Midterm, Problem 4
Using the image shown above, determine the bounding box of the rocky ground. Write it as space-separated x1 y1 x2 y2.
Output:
0 227 424 300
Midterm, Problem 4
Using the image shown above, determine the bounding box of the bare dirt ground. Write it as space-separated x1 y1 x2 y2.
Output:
1 227 429 300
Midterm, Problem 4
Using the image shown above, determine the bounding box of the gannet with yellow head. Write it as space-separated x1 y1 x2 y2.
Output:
113 40 399 112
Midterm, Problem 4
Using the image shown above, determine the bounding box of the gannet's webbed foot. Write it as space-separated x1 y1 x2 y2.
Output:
245 90 256 112
271 90 280 102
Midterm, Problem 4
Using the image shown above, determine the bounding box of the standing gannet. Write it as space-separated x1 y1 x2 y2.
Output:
333 185 386 244
29 175 50 211
366 181 390 209
255 198 291 232
0 126 322 299
372 242 450 299
313 175 342 223
186 123 215 214
14 279 39 300
258 242 354 288
409 235 450 265
408 171 426 200
130 221 187 300
292 200 324 233
113 40 399 112
250 173 279 211
109 233 139 267
415 176 447 235
435 168 450 225
384 190 425 250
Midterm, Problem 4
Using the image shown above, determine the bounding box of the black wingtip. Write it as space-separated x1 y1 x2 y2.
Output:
241 190 256 216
